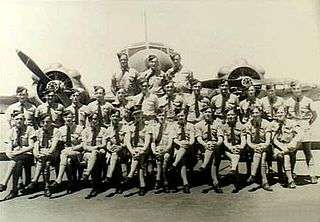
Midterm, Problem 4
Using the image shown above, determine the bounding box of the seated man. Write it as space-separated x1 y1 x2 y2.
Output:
272 107 301 189
150 109 174 193
23 113 60 197
0 111 36 200
123 105 152 196
246 107 273 191
220 109 247 193
195 107 223 193
81 112 108 199
103 109 127 193
169 110 195 194
49 110 84 194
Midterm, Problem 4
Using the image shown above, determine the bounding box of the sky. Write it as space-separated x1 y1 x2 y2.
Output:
0 0 320 96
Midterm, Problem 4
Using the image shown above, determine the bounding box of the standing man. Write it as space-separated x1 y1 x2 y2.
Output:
5 86 36 128
35 89 65 128
285 82 318 184
261 84 285 122
66 88 86 127
111 52 139 96
211 81 239 122
138 54 167 97
195 108 223 193
86 86 113 127
239 85 262 124
185 80 204 124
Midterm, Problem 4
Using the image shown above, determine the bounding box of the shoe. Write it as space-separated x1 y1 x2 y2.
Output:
212 183 223 193
3 190 18 201
247 176 255 184
85 189 98 199
0 184 7 192
168 165 177 173
262 183 273 192
182 184 191 194
44 188 52 197
17 183 25 191
120 177 131 189
48 181 60 192
292 173 297 180
21 182 36 194
311 176 318 184
288 181 296 189
163 185 170 193
138 187 146 196
115 187 123 194
82 174 90 182
102 177 112 185
154 180 161 190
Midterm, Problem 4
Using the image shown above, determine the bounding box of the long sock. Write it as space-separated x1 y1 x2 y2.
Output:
201 150 213 169
261 152 268 184
86 151 98 176
251 153 261 176
127 159 139 178
32 162 44 182
1 161 16 185
139 168 146 188
173 148 186 167
155 160 161 181
210 158 219 185
107 153 118 178
55 154 68 184
181 165 188 186
230 154 240 171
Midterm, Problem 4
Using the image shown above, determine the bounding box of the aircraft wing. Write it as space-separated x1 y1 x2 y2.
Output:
0 96 17 114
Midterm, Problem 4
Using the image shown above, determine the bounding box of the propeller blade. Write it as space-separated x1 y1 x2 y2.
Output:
56 92 71 107
16 50 51 84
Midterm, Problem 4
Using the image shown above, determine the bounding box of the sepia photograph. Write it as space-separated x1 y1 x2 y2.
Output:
0 0 320 221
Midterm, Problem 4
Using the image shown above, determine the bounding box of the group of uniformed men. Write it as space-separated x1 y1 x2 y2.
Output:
0 52 318 200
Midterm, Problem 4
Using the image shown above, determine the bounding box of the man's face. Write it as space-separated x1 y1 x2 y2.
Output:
117 89 127 101
172 55 181 67
157 113 166 123
252 108 261 120
90 114 99 127
148 58 159 70
276 109 286 122
141 82 149 93
17 90 28 103
292 85 302 98
203 109 213 121
165 83 175 95
95 89 105 101
110 111 120 125
70 92 80 104
41 116 52 129
266 87 275 98
63 113 74 125
177 112 186 124
192 82 201 95
220 83 229 95
14 114 25 128
46 92 56 104
226 111 237 124
119 54 128 68
247 86 256 98
173 99 183 110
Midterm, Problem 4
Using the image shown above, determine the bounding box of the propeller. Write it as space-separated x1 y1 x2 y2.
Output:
16 50 71 107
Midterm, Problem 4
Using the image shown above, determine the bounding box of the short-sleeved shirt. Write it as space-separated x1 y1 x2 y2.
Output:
261 96 285 121
195 120 222 143
5 126 36 151
86 100 113 125
245 119 271 144
125 122 152 148
5 101 36 127
81 127 108 147
35 126 60 149
270 119 300 144
111 67 140 96
239 98 263 116
220 121 246 145
158 94 185 120
138 69 167 97
149 122 175 148
65 104 87 126
184 93 205 123
56 125 83 146
286 96 315 120
166 66 193 92
105 123 126 146
128 92 159 117
35 103 65 127
171 122 195 142
211 93 239 117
